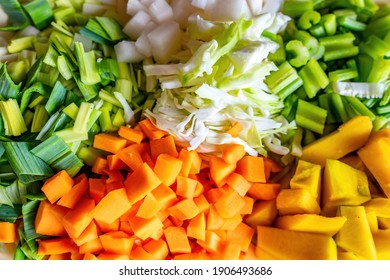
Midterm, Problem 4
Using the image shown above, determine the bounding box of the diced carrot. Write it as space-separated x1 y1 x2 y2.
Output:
164 226 191 254
83 253 98 260
176 176 198 199
130 247 156 260
197 231 224 255
209 155 236 187
73 221 99 247
226 172 251 196
128 216 164 240
0 222 17 243
264 157 283 180
138 118 167 140
240 196 254 215
150 135 179 161
151 184 178 209
79 237 104 255
226 121 243 137
106 180 125 194
143 239 169 260
178 149 202 177
41 170 74 204
247 182 281 200
73 173 87 185
38 237 78 255
107 154 127 170
193 194 210 213
105 170 124 184
97 252 130 260
124 162 161 204
187 213 206 241
57 176 89 209
93 133 128 154
226 222 255 252
95 219 120 233
236 156 266 183
91 156 108 175
91 188 132 224
214 189 246 218
48 253 71 260
222 144 246 164
118 125 144 144
117 145 144 171
62 198 95 239
35 200 68 236
136 193 161 219
89 178 106 204
222 242 241 260
153 153 183 186
99 231 134 254
168 198 200 220
204 187 226 204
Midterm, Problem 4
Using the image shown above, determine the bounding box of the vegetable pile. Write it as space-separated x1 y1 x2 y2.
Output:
1 0 390 260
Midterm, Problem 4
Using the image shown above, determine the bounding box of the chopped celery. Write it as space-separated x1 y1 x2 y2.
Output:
296 99 327 134
282 0 314 18
328 68 359 82
297 10 321 30
338 16 367 31
298 57 329 98
285 40 310 67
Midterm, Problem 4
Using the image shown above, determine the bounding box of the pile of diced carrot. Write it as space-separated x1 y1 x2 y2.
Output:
34 118 283 260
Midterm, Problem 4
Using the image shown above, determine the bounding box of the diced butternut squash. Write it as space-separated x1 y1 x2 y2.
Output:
358 129 390 197
373 229 390 260
256 226 337 260
235 156 266 183
300 115 373 167
244 199 278 228
35 200 68 236
322 159 371 216
275 214 347 236
164 226 191 254
335 206 376 260
62 198 95 239
0 222 17 243
276 189 321 216
153 153 182 187
289 160 321 203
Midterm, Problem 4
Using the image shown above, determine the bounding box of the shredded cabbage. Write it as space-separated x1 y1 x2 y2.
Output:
144 13 296 157
332 81 388 98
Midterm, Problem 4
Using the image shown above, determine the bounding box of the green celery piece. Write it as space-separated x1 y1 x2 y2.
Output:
0 99 27 137
360 35 390 59
318 93 338 124
296 99 327 134
338 16 367 31
285 40 310 68
45 81 67 115
282 0 314 18
319 32 359 61
321 14 337 36
365 13 390 39
309 23 326 38
23 0 54 30
297 10 321 30
298 57 329 98
74 41 101 86
281 94 299 122
342 96 359 119
356 53 373 82
345 96 376 120
267 35 286 65
2 142 53 184
95 17 126 41
376 104 390 115
31 104 49 133
328 68 359 82
31 134 70 165
51 151 83 177
0 0 30 31
330 92 349 123
265 61 299 93
366 59 390 83
0 204 22 223
0 64 22 100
